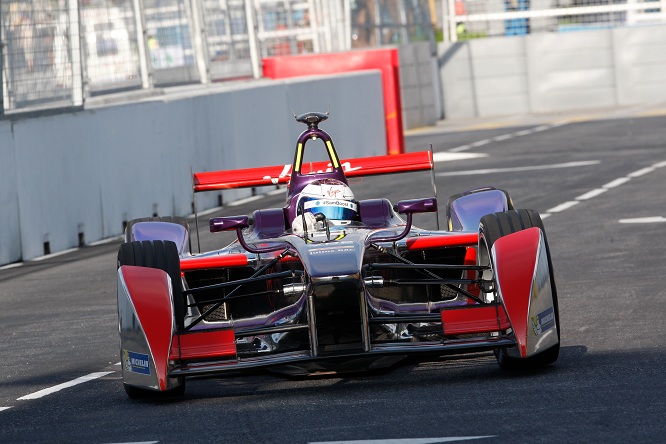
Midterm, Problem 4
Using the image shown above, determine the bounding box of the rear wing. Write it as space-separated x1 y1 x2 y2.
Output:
192 151 433 193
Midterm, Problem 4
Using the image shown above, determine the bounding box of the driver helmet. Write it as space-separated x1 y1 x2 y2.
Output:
296 179 359 224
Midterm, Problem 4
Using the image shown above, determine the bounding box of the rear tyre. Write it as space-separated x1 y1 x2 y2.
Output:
117 240 185 331
478 209 560 370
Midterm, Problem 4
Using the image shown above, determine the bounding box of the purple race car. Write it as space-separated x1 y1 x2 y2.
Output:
116 112 560 398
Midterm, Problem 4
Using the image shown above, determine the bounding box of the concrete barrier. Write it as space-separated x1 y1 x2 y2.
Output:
438 25 666 118
0 71 386 264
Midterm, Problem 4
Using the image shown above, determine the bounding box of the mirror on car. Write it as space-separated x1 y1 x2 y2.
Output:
209 216 250 233
395 197 437 215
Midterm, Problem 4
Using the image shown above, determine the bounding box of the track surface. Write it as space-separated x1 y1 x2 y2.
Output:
2 107 666 443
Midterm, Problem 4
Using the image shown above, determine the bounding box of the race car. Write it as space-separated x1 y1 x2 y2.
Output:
116 112 560 398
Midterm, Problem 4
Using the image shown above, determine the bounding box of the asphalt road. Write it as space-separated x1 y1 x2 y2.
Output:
1 107 666 443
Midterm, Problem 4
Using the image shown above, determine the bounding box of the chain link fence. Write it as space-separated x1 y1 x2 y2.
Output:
1 0 438 115
1 0 82 113
443 0 666 42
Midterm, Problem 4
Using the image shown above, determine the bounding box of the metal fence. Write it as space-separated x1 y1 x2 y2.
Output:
0 0 435 116
442 0 666 42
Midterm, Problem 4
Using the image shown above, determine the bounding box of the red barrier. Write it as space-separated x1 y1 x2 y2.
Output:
263 49 405 155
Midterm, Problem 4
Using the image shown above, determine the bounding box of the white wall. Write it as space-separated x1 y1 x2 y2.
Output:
438 24 666 118
0 71 386 264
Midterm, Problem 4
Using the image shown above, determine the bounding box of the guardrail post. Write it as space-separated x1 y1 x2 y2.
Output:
67 0 84 106
246 0 261 79
133 0 152 89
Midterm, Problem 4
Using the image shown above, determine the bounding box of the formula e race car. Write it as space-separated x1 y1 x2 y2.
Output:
116 112 560 398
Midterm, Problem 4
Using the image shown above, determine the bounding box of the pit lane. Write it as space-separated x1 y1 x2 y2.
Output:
1 107 665 443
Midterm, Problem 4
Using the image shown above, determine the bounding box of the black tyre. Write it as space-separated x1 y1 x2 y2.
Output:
124 381 186 400
478 209 560 370
117 240 185 331
125 216 190 253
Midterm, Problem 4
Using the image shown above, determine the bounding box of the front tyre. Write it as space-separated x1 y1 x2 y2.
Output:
479 209 560 370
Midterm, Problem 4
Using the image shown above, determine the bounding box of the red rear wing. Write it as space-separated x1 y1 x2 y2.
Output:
193 151 433 193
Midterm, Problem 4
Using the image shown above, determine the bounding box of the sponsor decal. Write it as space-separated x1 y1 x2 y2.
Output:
304 199 358 211
309 247 355 255
122 349 151 375
531 307 555 336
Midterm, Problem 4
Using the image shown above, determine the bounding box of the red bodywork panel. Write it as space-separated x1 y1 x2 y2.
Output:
170 329 236 361
405 233 478 250
492 227 541 357
441 305 511 335
193 151 432 193
120 265 174 391
180 254 248 271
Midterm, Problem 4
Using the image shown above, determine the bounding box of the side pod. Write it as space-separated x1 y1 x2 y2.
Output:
492 228 559 358
117 265 181 392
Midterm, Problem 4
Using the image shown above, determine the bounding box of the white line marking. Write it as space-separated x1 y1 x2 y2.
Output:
437 160 600 177
31 248 79 262
603 177 631 189
88 236 123 246
101 442 159 444
541 213 551 219
433 152 488 162
652 160 666 168
449 145 471 153
0 262 23 270
493 134 512 141
628 167 655 178
17 372 113 400
619 217 666 224
227 194 265 207
513 129 534 136
547 201 580 213
576 188 608 200
0 407 12 412
470 139 491 147
533 124 551 132
310 437 496 444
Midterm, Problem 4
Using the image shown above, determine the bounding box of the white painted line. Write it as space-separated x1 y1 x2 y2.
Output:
433 152 488 162
652 160 666 168
533 125 551 132
101 442 158 444
470 139 491 148
437 160 600 177
493 134 512 142
31 248 79 262
310 437 496 444
551 120 570 127
0 407 13 412
547 201 580 213
0 262 23 270
628 167 655 178
17 372 113 400
541 213 551 219
227 194 265 207
603 177 631 189
619 216 666 224
513 129 534 137
449 145 471 153
576 188 608 201
88 236 123 246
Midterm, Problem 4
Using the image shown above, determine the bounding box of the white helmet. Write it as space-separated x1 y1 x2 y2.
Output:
296 179 358 223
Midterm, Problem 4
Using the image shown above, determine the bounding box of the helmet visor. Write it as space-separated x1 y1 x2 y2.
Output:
301 198 358 221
